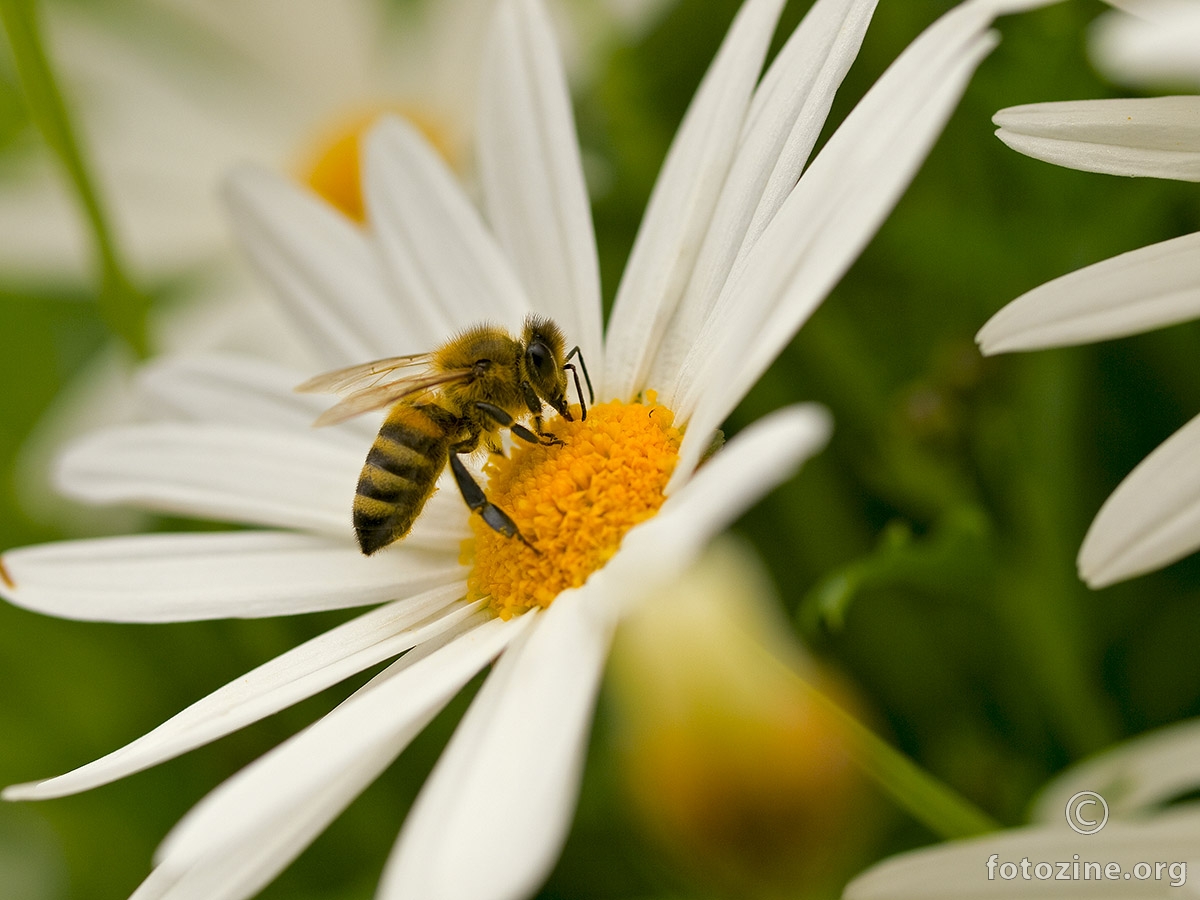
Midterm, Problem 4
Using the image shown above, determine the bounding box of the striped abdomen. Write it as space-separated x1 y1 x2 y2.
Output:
353 403 452 555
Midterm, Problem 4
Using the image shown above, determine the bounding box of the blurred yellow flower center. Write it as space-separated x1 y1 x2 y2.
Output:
298 107 457 223
465 397 681 619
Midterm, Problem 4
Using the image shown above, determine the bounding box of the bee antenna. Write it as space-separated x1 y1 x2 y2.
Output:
564 364 587 421
564 346 594 420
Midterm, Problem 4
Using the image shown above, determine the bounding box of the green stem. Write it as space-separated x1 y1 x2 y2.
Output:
1 0 149 356
752 639 1000 840
806 680 1000 839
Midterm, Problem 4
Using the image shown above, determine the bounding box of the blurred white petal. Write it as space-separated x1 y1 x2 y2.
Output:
364 116 530 339
845 808 1200 898
977 232 1200 353
1079 410 1200 587
1033 718 1200 822
477 0 604 380
0 531 462 622
223 166 408 366
994 97 1200 181
55 424 362 536
134 353 371 437
1090 1 1200 89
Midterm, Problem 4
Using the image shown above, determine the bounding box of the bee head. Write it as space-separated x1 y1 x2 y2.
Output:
522 315 571 420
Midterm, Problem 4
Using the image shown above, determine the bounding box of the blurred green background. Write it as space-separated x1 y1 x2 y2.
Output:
4 0 1199 897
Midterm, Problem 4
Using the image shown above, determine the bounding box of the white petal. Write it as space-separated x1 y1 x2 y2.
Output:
1032 718 1200 823
223 166 409 367
380 590 614 900
601 0 788 402
477 0 604 381
4 587 475 801
977 231 1200 353
994 97 1200 181
55 423 361 536
144 614 531 900
844 809 1200 899
673 0 1016 476
135 353 374 439
130 762 380 900
649 0 880 398
0 531 463 622
652 406 830 570
665 403 831 516
131 355 471 549
1090 2 1200 90
1079 409 1200 587
364 116 530 338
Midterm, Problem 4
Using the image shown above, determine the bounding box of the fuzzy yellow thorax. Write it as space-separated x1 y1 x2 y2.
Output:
464 396 681 618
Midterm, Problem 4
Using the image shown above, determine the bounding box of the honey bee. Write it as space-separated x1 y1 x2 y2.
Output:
297 315 593 555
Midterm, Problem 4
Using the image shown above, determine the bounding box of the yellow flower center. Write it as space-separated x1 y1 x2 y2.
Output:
298 107 459 223
465 397 681 619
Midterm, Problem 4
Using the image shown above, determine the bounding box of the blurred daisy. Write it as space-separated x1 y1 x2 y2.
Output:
610 537 872 895
3 0 492 531
843 719 1200 899
0 0 484 284
0 0 652 286
2 0 1052 898
977 2 1200 588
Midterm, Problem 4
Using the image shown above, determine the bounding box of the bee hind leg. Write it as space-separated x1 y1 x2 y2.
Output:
449 454 539 553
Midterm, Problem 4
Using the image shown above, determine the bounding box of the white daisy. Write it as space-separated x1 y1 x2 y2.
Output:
1 0 1054 898
843 719 1200 899
977 3 1200 588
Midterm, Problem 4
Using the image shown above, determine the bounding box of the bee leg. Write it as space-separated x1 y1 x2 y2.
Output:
448 454 539 553
474 401 562 447
529 413 560 445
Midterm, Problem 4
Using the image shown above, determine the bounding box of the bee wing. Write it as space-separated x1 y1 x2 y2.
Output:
295 353 434 396
312 367 473 426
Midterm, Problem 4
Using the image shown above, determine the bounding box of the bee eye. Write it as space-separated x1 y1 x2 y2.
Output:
527 342 553 376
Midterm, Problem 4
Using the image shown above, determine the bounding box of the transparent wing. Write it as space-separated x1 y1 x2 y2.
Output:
295 353 434 396
312 368 472 427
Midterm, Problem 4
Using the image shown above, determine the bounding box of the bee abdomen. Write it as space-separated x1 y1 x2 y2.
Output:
353 404 451 555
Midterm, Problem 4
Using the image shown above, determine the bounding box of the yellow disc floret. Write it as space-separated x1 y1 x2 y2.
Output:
466 396 681 618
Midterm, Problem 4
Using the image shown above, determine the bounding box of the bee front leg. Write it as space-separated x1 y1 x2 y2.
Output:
474 401 562 447
448 454 538 553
